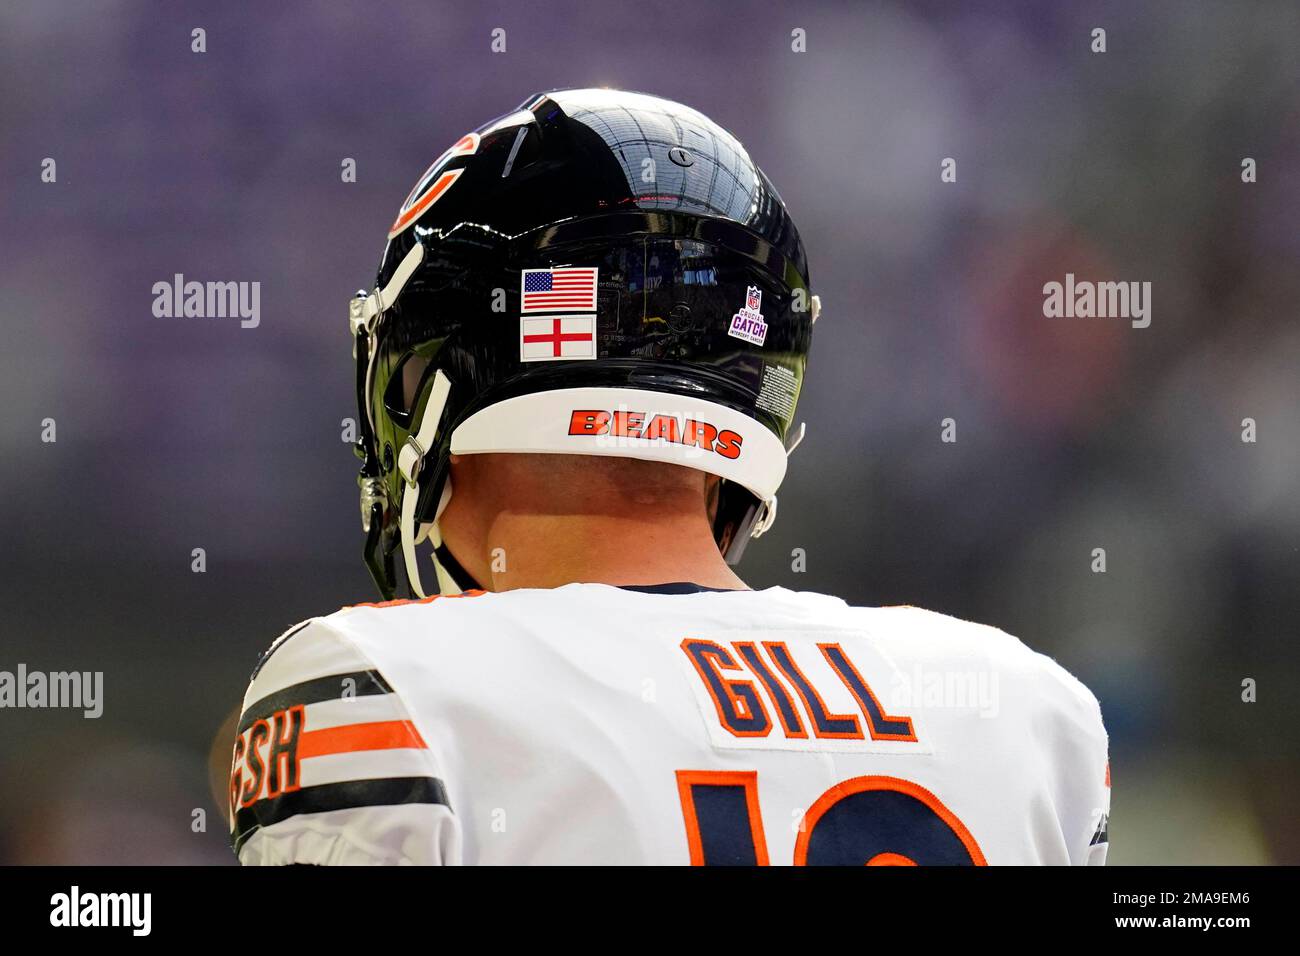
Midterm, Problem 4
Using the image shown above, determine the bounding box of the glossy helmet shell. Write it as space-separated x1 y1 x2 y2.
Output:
356 88 814 596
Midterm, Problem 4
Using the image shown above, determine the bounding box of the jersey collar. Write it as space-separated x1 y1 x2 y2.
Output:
614 582 743 594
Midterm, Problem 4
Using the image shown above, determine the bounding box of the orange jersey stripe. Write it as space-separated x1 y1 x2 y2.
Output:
298 720 427 759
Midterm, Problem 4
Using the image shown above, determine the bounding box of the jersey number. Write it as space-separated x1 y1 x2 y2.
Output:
676 770 987 866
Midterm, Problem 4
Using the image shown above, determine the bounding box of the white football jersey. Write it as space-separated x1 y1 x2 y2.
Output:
229 583 1110 865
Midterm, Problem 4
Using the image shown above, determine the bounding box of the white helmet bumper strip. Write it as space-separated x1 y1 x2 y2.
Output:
449 387 789 502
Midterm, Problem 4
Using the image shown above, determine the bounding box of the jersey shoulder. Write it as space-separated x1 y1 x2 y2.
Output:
247 591 493 688
864 603 1111 862
859 603 1106 736
232 613 455 864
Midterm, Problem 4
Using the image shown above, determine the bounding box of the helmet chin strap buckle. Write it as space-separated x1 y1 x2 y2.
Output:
397 436 425 486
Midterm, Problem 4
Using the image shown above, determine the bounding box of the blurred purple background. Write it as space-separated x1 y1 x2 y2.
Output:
0 0 1296 864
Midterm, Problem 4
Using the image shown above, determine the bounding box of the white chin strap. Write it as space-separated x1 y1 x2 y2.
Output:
351 240 464 600
397 369 454 599
428 517 463 596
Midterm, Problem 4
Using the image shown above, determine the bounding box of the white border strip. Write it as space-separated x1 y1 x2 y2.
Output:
449 387 787 500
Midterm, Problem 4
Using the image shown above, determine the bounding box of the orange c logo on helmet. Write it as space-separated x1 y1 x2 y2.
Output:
387 132 480 238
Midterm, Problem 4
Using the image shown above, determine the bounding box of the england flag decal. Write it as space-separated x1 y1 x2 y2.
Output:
520 315 597 362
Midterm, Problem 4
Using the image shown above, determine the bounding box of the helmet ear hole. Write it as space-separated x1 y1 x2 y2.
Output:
383 352 434 430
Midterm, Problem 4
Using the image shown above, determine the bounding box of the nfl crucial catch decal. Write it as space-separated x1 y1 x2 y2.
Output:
728 285 768 346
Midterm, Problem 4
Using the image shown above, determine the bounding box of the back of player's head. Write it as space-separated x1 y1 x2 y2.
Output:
349 88 818 598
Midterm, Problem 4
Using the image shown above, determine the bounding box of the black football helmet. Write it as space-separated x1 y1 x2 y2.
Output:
349 88 819 598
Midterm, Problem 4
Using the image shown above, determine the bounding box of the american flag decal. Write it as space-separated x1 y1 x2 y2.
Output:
521 267 598 313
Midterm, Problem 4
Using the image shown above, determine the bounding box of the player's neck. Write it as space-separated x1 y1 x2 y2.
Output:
446 509 749 592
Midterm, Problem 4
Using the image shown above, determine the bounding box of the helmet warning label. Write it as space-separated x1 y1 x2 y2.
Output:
755 364 798 420
568 410 743 460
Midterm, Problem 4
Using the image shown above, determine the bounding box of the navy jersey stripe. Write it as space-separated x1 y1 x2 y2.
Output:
232 776 451 854
616 582 738 594
238 670 394 733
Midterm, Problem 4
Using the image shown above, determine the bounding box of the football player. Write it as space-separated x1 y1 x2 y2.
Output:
228 89 1109 865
